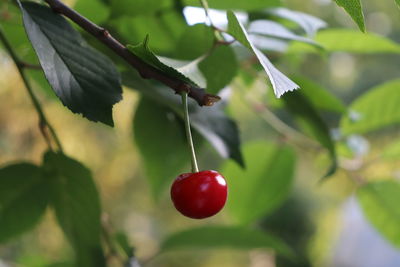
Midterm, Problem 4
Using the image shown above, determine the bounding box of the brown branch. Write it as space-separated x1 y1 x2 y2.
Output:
43 0 220 106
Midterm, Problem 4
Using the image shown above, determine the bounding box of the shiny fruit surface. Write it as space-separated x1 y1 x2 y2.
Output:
170 170 228 219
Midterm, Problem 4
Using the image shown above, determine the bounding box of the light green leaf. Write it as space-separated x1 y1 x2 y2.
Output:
127 36 200 87
289 29 400 54
222 141 295 224
291 76 346 113
43 152 105 267
396 0 400 8
199 45 238 94
317 29 400 53
183 0 281 10
357 180 400 247
334 0 365 32
381 140 400 160
0 163 49 242
161 226 294 258
340 79 400 135
282 90 337 177
226 11 299 98
134 97 189 198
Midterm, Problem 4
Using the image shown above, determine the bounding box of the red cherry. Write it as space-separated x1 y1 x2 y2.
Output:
170 170 228 219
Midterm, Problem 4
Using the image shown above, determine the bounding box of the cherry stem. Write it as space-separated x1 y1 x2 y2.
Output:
181 92 199 173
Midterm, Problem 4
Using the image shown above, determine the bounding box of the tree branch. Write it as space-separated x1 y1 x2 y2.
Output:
43 0 220 106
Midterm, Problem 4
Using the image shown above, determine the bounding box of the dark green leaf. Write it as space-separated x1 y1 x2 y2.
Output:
265 8 327 37
114 232 134 258
183 0 281 10
122 71 244 166
161 226 294 258
0 163 49 242
134 97 189 198
357 180 400 247
127 36 200 87
291 76 346 113
282 90 337 177
19 2 122 126
334 0 365 32
226 11 299 98
340 79 400 135
199 45 238 94
222 141 295 225
43 152 105 267
396 0 400 9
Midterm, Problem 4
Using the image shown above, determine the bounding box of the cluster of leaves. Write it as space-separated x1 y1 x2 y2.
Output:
1 0 400 265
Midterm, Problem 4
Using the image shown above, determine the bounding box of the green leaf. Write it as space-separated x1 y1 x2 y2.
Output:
19 2 122 126
222 141 295 225
265 8 327 37
74 0 110 24
122 71 244 166
288 29 400 54
43 152 105 267
334 0 365 32
226 11 299 98
0 163 49 242
316 29 400 54
357 180 400 247
199 45 238 94
282 90 337 177
183 0 281 10
134 97 189 198
340 79 400 135
248 20 321 47
111 12 187 55
396 0 400 9
161 226 294 258
291 76 346 114
172 24 215 60
382 139 400 160
110 0 170 17
127 36 200 87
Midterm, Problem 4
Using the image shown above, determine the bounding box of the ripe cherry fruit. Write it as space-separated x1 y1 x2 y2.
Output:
171 170 228 219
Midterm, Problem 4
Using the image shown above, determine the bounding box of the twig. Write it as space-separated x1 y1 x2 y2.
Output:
43 0 219 107
0 25 63 152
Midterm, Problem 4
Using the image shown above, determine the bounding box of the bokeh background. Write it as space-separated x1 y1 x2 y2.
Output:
1 0 400 266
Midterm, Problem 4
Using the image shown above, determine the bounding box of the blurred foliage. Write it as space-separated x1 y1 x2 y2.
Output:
0 0 400 266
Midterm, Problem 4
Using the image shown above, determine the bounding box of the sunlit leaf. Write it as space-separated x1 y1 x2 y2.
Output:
182 0 281 10
341 79 400 134
222 141 295 224
357 180 400 247
226 11 299 98
334 0 365 32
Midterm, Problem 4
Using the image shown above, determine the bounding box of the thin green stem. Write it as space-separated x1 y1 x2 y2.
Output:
0 26 63 152
181 92 199 173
